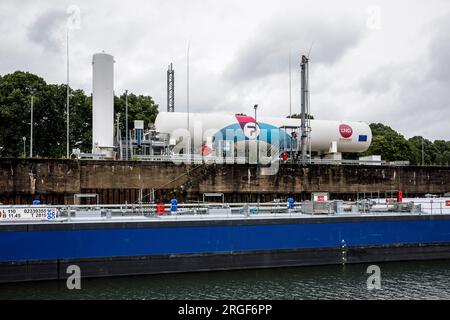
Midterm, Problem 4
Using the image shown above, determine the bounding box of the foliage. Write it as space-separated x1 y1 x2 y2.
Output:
0 71 159 158
287 113 314 120
359 123 449 166
1 71 447 165
114 93 159 136
408 136 450 166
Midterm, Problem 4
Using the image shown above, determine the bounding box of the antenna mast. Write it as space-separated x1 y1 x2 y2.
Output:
300 55 309 163
289 52 292 117
187 42 190 131
167 63 175 112
66 29 70 159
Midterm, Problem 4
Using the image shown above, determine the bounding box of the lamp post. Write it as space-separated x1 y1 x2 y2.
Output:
66 30 70 159
125 90 129 160
187 41 190 132
22 136 26 158
30 93 34 158
421 137 425 166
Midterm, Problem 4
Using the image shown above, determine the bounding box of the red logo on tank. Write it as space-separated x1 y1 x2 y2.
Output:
339 124 353 138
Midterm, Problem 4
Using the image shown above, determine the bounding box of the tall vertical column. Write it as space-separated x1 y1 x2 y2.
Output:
92 52 115 156
167 63 175 112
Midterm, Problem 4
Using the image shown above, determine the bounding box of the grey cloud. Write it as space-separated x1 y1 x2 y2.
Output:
225 14 366 83
428 16 450 83
1 1 448 140
358 64 408 95
354 13 450 140
27 9 66 52
357 66 450 140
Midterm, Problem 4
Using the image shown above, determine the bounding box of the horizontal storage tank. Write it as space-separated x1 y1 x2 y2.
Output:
154 112 372 153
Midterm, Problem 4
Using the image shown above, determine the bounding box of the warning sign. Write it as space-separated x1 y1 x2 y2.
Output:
312 192 329 202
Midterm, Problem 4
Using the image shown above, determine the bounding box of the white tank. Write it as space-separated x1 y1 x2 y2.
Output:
155 112 372 153
92 53 114 155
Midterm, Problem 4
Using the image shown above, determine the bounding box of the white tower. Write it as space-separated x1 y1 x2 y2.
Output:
92 52 115 156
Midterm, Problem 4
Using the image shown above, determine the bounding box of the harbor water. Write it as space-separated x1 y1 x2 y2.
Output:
1 260 450 300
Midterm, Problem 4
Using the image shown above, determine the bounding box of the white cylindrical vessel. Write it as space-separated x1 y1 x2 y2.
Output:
155 112 372 153
92 53 114 155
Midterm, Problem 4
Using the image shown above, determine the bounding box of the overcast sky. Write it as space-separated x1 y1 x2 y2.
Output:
0 0 449 140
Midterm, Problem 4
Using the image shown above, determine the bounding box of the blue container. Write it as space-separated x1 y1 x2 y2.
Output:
32 200 41 205
171 199 178 213
287 198 295 209
137 129 142 146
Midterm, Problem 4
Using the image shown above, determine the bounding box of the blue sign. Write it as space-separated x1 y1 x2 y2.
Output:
359 135 368 142
46 209 56 220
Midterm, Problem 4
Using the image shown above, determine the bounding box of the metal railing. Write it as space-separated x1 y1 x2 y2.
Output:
134 155 273 164
81 154 411 167
367 198 450 215
2 198 448 223
0 202 303 223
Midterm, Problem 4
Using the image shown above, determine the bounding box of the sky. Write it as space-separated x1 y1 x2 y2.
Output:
0 0 449 140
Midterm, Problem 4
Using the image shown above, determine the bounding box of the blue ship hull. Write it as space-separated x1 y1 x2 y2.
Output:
1 214 450 282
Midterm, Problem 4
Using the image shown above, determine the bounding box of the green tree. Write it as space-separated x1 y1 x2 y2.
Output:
360 123 417 164
432 140 450 166
409 137 449 166
114 93 159 138
287 113 314 119
0 71 159 158
69 88 93 154
359 124 450 166
0 71 48 157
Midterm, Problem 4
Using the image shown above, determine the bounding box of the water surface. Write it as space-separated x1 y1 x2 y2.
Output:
1 260 449 300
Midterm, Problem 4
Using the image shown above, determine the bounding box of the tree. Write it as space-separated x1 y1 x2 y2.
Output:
0 71 159 158
287 113 314 119
69 88 93 154
359 123 417 164
432 140 450 166
114 93 159 137
409 137 449 166
0 71 48 157
358 124 449 166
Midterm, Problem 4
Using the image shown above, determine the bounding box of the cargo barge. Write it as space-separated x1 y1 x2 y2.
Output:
1 198 450 283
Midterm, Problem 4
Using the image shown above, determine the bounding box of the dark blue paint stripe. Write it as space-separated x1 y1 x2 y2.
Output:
1 219 450 262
